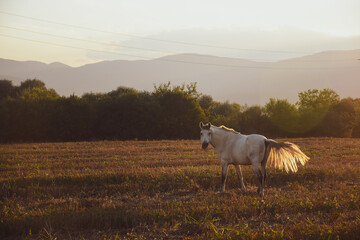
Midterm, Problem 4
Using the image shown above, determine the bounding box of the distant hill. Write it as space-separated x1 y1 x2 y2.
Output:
1 50 359 105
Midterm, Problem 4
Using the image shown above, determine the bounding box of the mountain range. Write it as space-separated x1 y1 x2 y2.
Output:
1 50 359 105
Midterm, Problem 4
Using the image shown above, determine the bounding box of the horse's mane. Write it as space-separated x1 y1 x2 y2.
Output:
218 125 240 134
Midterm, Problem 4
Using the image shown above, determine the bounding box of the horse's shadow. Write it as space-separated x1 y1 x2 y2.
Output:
203 167 329 197
211 187 262 198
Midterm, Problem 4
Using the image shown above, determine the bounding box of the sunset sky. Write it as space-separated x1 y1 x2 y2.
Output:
1 0 359 66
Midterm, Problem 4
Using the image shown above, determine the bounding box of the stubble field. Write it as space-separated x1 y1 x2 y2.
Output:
1 138 360 239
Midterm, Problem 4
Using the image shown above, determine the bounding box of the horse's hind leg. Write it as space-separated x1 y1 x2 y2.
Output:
261 160 267 186
235 165 246 191
252 165 264 197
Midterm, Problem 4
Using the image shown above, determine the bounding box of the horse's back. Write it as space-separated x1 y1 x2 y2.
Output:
247 134 267 143
226 134 265 165
245 134 267 163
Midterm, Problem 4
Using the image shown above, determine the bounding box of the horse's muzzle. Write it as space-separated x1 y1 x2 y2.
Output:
202 142 209 149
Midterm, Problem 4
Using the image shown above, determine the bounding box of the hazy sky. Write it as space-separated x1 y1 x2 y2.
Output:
1 0 359 66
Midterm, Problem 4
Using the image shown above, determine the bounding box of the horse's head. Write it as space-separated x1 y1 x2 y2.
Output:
199 122 212 149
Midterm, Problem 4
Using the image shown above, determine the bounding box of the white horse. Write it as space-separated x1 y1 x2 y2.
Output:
199 122 309 196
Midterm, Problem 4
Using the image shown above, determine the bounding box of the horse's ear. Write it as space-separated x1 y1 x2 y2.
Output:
199 122 204 129
200 122 210 130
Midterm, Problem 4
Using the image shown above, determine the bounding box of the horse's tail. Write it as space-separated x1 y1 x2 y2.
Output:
264 139 309 173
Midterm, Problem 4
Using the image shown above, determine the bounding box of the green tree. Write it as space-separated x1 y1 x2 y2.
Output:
154 82 205 139
323 98 356 137
199 94 213 110
107 86 137 97
298 89 339 110
0 80 15 100
297 89 340 135
17 79 46 95
49 96 93 141
265 98 299 136
352 121 360 138
238 105 271 136
209 101 241 128
94 91 159 140
20 87 59 101
82 92 106 103
350 98 360 137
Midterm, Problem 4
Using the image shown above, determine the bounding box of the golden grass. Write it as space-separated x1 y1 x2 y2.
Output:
1 138 360 239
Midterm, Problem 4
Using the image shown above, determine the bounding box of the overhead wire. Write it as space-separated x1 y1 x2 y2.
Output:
1 10 358 57
1 24 358 63
1 33 359 69
0 10 316 54
0 33 155 60
0 10 359 68
0 25 179 55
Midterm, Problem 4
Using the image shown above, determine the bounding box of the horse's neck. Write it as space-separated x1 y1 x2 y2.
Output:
211 127 233 151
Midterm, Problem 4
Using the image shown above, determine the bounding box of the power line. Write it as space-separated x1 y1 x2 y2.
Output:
1 33 358 69
1 10 358 61
0 33 286 68
1 24 358 63
1 10 358 59
0 10 315 54
1 33 260 68
0 25 179 55
0 33 154 59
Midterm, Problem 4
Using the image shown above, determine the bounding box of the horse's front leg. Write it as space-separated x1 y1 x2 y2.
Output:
219 160 229 193
235 165 246 191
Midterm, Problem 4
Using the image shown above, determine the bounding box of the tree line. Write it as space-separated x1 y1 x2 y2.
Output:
1 79 360 143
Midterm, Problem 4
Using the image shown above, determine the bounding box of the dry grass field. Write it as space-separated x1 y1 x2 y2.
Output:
1 138 360 239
